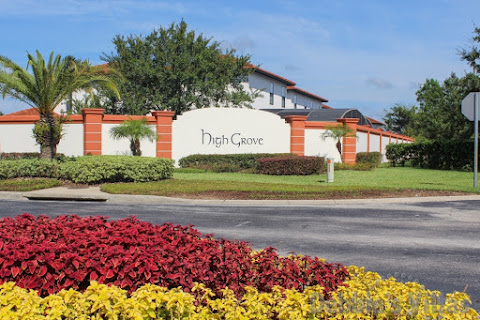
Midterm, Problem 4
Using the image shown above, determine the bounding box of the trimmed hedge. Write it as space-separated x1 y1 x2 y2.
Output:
257 156 325 175
178 153 295 172
334 162 376 171
0 152 67 161
356 151 382 167
0 159 59 179
0 152 42 160
58 156 173 184
386 140 472 170
0 156 174 184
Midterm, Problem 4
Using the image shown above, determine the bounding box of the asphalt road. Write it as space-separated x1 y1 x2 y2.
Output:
0 197 479 309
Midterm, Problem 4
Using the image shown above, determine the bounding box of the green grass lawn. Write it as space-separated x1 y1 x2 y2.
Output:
173 167 477 191
0 178 62 191
101 167 479 199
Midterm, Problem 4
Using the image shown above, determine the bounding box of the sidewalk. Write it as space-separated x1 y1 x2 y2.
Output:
1 185 480 206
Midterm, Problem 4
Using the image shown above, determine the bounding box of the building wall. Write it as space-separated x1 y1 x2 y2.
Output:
286 91 322 109
57 124 84 156
369 134 380 152
101 123 156 157
0 124 38 153
381 135 390 162
248 73 288 109
357 131 369 153
0 109 413 164
172 108 291 165
304 129 341 162
54 70 325 112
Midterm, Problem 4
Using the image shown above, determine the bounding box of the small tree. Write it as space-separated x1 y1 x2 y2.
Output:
103 20 257 115
382 104 418 136
0 51 120 159
322 123 356 161
460 26 480 73
110 118 156 156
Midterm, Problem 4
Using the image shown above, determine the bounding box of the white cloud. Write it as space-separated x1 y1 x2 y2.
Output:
0 0 189 17
231 36 256 51
366 77 393 89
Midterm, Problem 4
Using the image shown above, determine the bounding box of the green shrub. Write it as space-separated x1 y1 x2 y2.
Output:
385 143 411 167
179 153 295 172
386 140 473 170
0 159 59 179
0 152 66 160
257 156 325 175
0 156 174 183
334 162 376 171
356 151 382 167
58 156 174 184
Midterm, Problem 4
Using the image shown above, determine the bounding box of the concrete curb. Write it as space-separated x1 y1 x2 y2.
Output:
1 186 479 206
22 186 108 202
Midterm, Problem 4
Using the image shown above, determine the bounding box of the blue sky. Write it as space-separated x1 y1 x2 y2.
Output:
1 0 480 120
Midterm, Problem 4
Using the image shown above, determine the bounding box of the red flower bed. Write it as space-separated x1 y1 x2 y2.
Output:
0 214 348 297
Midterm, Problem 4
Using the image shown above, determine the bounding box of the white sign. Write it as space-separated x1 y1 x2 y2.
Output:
461 92 480 121
172 108 291 165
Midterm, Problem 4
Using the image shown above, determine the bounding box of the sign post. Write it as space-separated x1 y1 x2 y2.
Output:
461 92 480 187
327 158 334 183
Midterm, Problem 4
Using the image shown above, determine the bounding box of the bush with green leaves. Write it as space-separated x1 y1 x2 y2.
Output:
386 140 472 170
334 162 376 171
0 159 59 179
256 156 325 175
356 152 382 167
385 143 411 167
0 156 174 184
178 153 295 172
58 156 174 184
0 152 66 160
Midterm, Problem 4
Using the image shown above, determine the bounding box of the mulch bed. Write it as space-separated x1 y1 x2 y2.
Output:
59 181 471 200
164 190 470 200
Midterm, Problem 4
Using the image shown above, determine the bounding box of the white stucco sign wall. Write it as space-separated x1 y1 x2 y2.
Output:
172 108 290 164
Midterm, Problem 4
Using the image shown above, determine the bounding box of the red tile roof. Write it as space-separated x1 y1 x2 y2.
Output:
5 108 60 117
321 104 333 109
6 108 39 116
246 64 296 86
287 86 328 102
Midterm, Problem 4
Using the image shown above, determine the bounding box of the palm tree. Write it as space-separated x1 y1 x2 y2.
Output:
322 123 356 162
0 51 120 159
110 118 157 156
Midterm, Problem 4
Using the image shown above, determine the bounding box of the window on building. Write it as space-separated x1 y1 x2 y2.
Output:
281 87 286 108
309 101 313 109
269 82 274 105
293 95 297 109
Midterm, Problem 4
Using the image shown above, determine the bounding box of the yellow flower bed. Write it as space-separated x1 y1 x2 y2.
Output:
0 266 477 319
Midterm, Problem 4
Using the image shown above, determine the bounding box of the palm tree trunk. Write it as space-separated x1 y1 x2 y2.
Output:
130 139 142 156
37 114 58 160
336 140 342 162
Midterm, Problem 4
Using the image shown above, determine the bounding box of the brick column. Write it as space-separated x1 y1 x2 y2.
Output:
82 108 104 155
337 118 359 164
285 115 307 156
152 111 175 159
